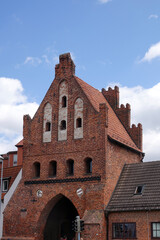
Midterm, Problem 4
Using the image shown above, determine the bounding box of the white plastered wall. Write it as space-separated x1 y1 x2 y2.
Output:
58 81 68 141
43 102 52 142
74 98 83 139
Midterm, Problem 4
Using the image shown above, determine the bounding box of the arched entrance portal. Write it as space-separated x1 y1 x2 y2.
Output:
44 196 78 240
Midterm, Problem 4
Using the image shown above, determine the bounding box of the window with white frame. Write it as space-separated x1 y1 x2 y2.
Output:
2 179 9 192
13 154 18 166
151 222 160 238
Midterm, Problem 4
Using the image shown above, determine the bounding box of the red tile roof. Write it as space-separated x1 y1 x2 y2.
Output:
15 139 23 147
75 76 141 152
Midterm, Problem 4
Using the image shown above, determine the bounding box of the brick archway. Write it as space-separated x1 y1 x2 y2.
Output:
36 194 79 240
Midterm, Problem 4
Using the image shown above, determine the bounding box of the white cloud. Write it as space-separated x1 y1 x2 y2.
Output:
0 77 39 153
18 47 75 69
98 0 111 3
140 41 160 62
0 135 22 155
70 52 76 61
53 56 59 64
24 56 42 66
148 14 158 20
110 82 160 161
98 59 112 66
42 55 51 65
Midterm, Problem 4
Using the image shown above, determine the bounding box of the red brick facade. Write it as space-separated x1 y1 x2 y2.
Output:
108 211 160 240
2 53 143 240
0 141 23 200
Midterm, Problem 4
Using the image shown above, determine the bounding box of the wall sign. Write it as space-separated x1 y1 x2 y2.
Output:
37 190 43 198
76 188 83 197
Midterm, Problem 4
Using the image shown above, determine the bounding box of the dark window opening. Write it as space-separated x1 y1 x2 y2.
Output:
46 122 51 132
113 223 136 239
151 222 160 238
60 120 66 130
49 161 57 177
76 118 82 128
85 158 92 174
67 160 74 176
62 96 67 108
134 185 144 195
2 180 9 192
33 162 40 178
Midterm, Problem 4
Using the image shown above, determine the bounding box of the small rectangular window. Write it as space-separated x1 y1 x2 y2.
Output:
112 223 136 239
86 158 92 174
134 185 144 195
2 180 9 192
152 222 160 238
13 154 18 166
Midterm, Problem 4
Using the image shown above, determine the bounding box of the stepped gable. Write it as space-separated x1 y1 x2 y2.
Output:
106 161 160 212
75 76 141 152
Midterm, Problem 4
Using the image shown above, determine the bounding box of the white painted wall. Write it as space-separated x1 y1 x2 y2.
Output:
43 102 52 143
58 81 68 141
74 98 83 139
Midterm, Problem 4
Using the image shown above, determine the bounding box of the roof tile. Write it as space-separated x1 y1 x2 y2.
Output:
75 76 140 152
106 161 160 212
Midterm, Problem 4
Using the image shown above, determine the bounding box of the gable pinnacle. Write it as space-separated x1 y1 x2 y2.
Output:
55 53 75 77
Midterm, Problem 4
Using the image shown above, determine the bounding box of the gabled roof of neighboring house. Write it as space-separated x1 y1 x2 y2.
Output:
0 154 8 160
1 165 22 200
106 161 160 213
75 76 141 152
15 139 23 147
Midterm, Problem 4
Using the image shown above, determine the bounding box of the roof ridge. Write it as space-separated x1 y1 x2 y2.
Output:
126 160 160 167
3 165 22 170
75 76 101 93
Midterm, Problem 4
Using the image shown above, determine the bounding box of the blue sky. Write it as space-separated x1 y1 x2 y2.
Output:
1 0 160 161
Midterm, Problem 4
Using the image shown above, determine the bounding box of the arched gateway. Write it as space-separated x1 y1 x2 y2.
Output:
43 195 78 240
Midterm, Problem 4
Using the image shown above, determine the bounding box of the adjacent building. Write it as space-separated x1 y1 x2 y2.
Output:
106 161 160 240
0 140 23 238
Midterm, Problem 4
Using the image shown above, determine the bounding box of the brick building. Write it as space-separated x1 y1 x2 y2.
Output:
0 140 23 238
106 161 160 240
1 53 144 240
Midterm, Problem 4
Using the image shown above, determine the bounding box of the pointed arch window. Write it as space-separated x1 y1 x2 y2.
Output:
62 96 67 108
60 120 66 130
43 102 52 142
76 118 82 128
58 81 68 141
74 98 83 139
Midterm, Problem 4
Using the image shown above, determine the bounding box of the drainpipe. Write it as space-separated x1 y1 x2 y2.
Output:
147 210 149 240
105 211 109 240
0 156 4 216
0 156 4 238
